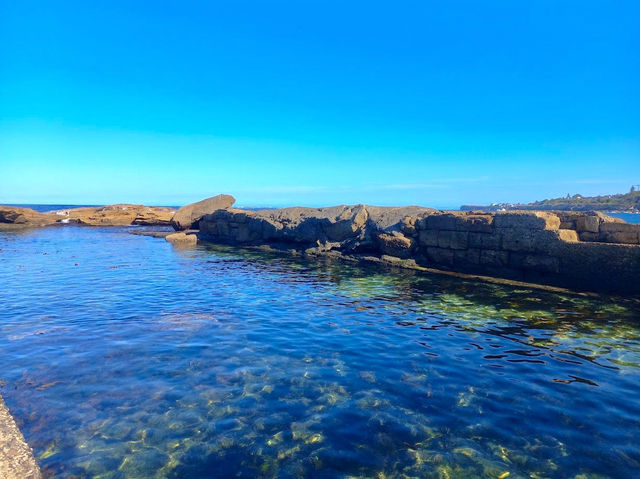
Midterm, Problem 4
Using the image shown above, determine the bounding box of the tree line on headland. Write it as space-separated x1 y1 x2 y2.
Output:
461 187 640 212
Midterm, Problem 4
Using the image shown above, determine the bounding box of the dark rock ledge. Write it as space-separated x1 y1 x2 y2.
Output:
168 195 640 295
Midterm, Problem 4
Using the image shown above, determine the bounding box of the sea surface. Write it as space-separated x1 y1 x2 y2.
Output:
607 212 640 224
1 226 639 478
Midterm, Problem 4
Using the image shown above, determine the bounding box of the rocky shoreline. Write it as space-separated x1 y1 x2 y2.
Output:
0 396 41 479
168 195 640 295
2 195 639 295
0 204 175 228
1 194 639 475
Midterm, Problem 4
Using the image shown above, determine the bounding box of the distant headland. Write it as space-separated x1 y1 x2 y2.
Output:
461 187 640 213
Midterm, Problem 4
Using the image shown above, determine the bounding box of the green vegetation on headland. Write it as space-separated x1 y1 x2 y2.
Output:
461 187 640 212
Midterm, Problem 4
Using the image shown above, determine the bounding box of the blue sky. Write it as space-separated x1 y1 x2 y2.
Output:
1 1 638 208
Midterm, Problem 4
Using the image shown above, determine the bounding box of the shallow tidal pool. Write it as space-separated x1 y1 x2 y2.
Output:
1 226 639 478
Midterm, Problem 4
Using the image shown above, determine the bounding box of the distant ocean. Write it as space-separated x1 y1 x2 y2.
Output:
607 212 640 224
4 204 179 212
5 204 101 213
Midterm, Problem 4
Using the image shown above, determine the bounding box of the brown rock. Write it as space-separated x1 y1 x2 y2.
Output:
375 232 413 258
165 232 198 246
0 395 41 479
557 229 579 242
576 215 600 233
494 211 561 230
171 194 236 230
0 206 55 226
63 205 175 226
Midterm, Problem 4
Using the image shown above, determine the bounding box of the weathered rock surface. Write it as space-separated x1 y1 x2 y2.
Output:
165 231 198 246
64 205 175 226
0 205 175 227
171 194 235 230
198 204 640 294
0 395 41 479
0 206 56 227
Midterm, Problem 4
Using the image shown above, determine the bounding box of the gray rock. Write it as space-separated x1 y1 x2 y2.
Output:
171 194 235 230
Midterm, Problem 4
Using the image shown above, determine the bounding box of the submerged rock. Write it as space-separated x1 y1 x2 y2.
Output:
166 231 198 246
170 194 235 231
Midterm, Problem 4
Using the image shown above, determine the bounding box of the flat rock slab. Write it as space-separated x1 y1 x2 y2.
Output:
0 395 41 479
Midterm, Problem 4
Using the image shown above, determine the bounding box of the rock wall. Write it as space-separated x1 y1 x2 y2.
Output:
555 211 640 244
198 206 640 295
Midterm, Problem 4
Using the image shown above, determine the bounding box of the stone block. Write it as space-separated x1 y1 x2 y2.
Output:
426 247 454 266
600 223 640 234
437 230 468 249
601 231 639 244
576 215 600 233
557 229 579 242
455 215 494 233
468 232 482 248
479 249 509 267
454 248 481 266
578 231 599 242
376 232 413 258
494 212 561 230
510 252 559 273
418 229 439 247
468 232 501 249
437 230 451 248
450 231 469 250
501 229 537 252
425 214 458 230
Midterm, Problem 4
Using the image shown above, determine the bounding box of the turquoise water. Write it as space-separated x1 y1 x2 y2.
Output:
1 227 639 478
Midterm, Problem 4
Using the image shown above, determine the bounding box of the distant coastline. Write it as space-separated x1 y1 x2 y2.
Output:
461 189 640 215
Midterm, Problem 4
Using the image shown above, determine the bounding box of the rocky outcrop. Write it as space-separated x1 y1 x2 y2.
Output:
171 194 235 230
197 205 640 294
0 206 56 227
0 395 41 479
165 231 198 246
64 205 175 226
0 205 175 227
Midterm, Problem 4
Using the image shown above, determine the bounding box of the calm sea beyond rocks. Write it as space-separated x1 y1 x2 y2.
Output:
1 193 639 477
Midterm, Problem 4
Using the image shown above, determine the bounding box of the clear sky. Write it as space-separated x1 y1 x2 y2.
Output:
1 1 638 208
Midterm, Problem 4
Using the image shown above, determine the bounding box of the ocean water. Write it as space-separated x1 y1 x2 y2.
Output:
0 226 639 478
607 212 640 224
4 204 102 213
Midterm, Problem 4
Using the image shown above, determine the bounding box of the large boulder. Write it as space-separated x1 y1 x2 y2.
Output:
171 194 235 230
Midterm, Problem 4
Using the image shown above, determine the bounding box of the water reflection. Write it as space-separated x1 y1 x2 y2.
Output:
0 227 639 478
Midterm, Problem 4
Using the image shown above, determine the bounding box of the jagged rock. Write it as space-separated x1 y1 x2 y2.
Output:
171 194 235 230
375 232 413 258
